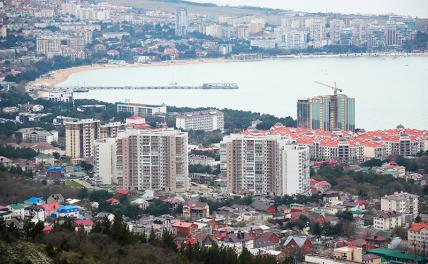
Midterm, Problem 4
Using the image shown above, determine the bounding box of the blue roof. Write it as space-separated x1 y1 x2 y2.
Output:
47 167 63 173
58 205 79 213
24 197 44 204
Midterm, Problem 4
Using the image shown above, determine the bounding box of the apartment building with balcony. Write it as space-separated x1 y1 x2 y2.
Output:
65 118 100 161
116 128 188 192
220 132 310 196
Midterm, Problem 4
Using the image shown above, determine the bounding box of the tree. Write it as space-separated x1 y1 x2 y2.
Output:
238 247 253 264
415 215 422 223
148 226 157 244
310 222 322 237
53 152 60 159
110 214 135 245
140 229 147 243
23 220 44 240
89 190 112 202
392 226 407 239
161 228 176 251
143 200 172 216
337 211 354 221
77 188 88 199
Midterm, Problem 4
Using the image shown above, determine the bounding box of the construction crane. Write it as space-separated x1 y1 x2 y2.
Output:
314 81 343 95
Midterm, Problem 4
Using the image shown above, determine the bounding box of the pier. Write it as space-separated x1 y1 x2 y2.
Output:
55 83 239 92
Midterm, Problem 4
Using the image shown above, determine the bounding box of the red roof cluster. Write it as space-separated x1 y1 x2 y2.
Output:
240 124 427 149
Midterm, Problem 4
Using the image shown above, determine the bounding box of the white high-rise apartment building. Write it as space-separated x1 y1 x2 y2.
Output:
220 134 310 196
65 118 100 161
94 138 117 185
176 109 224 132
175 7 188 36
117 128 189 193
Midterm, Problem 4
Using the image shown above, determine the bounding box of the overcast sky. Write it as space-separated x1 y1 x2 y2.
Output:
191 0 428 18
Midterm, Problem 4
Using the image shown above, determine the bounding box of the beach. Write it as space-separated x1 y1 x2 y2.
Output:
31 58 228 88
31 52 428 89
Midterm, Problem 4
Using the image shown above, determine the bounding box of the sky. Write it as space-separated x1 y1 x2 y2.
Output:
191 0 428 18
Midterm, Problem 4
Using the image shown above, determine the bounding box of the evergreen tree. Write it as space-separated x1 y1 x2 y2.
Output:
140 229 147 243
148 226 157 244
161 228 176 251
310 222 322 237
238 247 253 264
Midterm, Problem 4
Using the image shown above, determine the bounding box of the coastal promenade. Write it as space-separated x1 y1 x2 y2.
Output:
55 83 239 92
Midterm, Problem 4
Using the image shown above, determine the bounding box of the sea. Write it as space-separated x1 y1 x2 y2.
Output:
59 56 428 130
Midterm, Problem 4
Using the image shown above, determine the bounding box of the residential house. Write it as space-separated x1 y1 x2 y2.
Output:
381 192 419 226
24 197 45 206
8 203 28 219
0 156 12 167
192 232 218 247
283 236 313 256
74 219 93 232
251 200 276 214
41 202 61 218
183 200 210 219
24 205 45 223
47 194 65 204
53 205 80 218
172 221 196 237
334 246 363 262
219 231 255 254
253 232 280 252
365 236 389 250
373 211 402 231
407 222 428 254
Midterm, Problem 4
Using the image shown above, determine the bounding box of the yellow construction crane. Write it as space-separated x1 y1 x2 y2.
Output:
314 81 343 95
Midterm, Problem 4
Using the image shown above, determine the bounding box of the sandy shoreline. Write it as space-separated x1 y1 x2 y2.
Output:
31 52 428 88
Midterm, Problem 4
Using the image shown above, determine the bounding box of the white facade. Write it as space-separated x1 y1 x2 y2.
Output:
94 138 117 185
116 102 167 117
279 144 311 195
176 110 224 132
408 224 428 254
381 192 419 224
250 37 276 49
373 212 402 231
18 127 58 144
40 90 74 103
175 7 188 36
221 134 310 196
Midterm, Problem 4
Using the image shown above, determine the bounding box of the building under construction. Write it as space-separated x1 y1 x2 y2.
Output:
297 82 355 131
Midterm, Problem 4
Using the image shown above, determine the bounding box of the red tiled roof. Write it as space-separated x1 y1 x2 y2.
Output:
172 221 193 228
74 219 93 226
408 222 428 232
240 124 427 150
